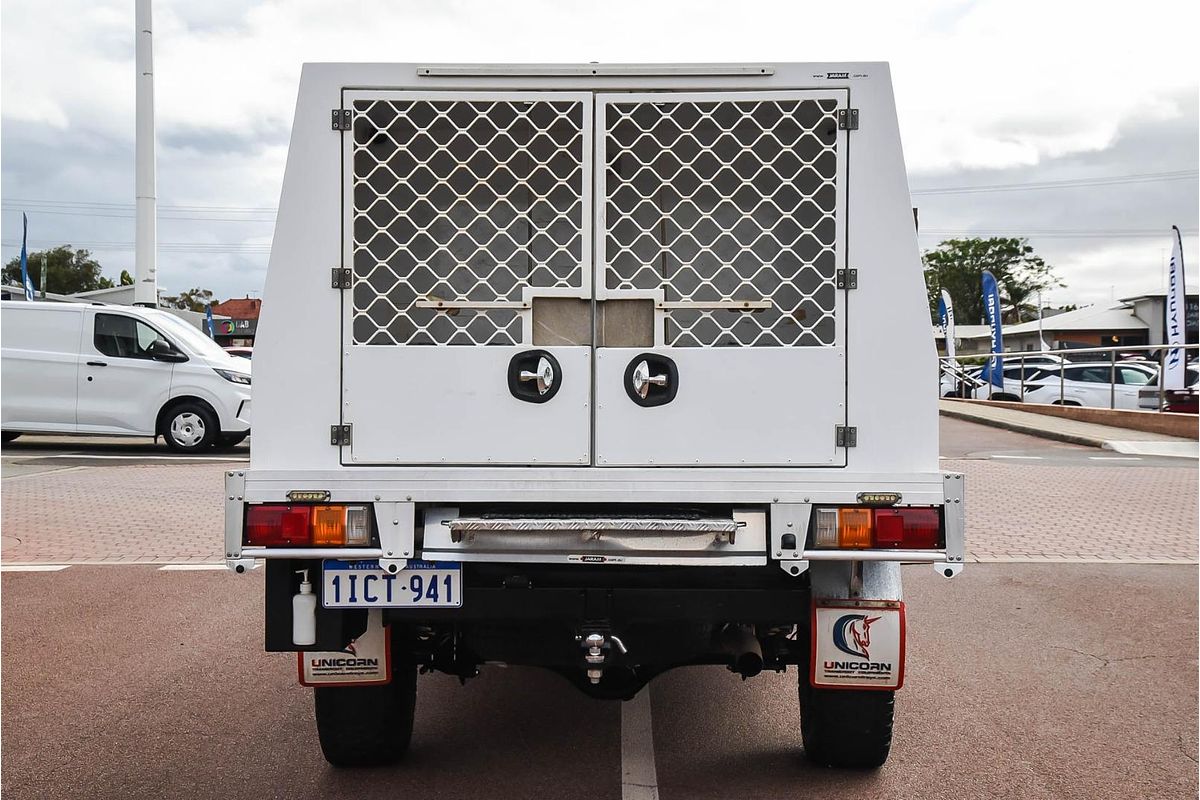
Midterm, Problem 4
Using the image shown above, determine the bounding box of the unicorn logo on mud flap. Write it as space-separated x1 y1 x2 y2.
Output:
832 614 882 659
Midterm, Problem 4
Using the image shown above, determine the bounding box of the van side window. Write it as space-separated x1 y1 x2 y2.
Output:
94 313 165 359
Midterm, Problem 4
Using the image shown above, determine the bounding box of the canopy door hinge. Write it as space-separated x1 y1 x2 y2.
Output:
836 426 857 448
838 108 859 130
836 268 858 289
331 109 351 131
330 424 352 446
331 268 352 289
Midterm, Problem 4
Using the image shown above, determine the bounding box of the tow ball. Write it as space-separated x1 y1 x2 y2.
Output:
577 631 628 684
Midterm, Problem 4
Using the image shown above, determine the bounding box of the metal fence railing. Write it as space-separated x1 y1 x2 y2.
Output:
939 343 1200 411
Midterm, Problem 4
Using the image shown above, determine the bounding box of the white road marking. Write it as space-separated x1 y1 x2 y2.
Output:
1 564 70 572
1088 456 1143 461
158 564 227 571
37 454 249 462
991 455 1043 460
621 687 660 800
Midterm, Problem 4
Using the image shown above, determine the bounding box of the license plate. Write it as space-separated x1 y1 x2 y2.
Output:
321 559 463 609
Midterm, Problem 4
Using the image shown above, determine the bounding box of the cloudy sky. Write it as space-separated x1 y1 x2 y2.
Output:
2 0 1196 308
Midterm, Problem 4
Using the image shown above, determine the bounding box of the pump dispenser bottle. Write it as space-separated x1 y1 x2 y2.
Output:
292 569 317 646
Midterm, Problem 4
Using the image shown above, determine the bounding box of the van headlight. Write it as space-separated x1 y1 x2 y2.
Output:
214 368 252 386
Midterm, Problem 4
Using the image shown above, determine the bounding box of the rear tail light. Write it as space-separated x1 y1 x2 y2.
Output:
837 508 873 549
245 505 312 546
810 506 942 550
244 504 372 547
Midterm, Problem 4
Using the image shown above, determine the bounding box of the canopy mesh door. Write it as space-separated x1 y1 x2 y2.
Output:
592 91 849 466
341 91 593 465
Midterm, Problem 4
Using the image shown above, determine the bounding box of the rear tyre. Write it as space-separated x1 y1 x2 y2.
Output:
1 432 19 443
798 638 894 768
160 402 218 453
314 654 417 767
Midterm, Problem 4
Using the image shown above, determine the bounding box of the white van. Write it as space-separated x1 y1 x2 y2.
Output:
1 300 251 452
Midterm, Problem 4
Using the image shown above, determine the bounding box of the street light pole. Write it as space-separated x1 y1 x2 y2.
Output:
134 0 158 307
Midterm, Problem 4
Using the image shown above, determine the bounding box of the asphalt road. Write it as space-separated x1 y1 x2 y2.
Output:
1 418 1197 799
1 564 1194 800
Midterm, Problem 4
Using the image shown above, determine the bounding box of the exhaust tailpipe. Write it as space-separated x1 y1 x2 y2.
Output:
718 625 763 678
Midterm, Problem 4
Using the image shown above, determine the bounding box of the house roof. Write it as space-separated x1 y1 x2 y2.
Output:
933 304 1148 340
211 297 262 320
1005 303 1146 334
1119 289 1200 302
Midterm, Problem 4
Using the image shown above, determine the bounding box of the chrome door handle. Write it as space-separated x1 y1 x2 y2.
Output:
631 360 668 399
518 356 555 396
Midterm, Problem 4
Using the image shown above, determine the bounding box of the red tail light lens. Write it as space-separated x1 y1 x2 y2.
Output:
245 505 312 546
874 508 940 549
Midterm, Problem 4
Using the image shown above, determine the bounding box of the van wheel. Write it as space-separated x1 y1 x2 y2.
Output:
1 432 19 443
160 403 218 453
1051 400 1082 407
314 656 417 767
798 675 894 768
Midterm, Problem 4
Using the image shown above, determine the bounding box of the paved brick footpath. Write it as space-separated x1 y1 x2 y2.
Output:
2 460 1197 564
2 465 224 563
942 458 1198 563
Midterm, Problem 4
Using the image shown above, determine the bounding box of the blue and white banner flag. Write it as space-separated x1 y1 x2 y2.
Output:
1163 226 1187 390
205 303 216 338
980 269 1004 388
937 289 957 362
19 213 34 300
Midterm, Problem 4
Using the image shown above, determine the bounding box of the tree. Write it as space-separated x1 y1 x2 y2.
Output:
120 269 134 286
923 238 1063 325
2 246 115 295
160 287 215 312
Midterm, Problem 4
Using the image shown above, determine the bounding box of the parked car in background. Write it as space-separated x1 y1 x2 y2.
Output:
1137 366 1200 411
1022 362 1157 410
224 346 254 360
1 300 252 452
968 364 1059 402
939 363 981 397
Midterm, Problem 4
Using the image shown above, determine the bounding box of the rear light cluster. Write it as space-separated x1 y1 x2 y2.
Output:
244 505 372 547
812 507 941 550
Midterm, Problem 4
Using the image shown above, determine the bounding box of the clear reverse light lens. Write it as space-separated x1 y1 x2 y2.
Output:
813 508 838 548
346 506 371 546
214 368 252 385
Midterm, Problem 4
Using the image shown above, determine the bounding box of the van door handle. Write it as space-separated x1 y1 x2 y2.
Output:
86 361 107 367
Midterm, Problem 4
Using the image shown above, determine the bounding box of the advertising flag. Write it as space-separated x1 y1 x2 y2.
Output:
205 304 216 338
19 213 34 300
1163 226 1187 389
937 289 957 362
980 270 1004 389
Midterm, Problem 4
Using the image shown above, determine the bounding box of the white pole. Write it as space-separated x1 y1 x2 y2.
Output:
134 0 157 306
1037 290 1046 351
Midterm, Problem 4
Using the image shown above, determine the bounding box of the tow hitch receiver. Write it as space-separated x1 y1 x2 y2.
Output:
578 630 628 684
810 600 905 690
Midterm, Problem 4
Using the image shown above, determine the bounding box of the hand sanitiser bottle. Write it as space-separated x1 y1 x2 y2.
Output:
292 569 317 646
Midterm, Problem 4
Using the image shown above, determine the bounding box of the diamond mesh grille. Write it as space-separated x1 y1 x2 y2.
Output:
350 97 586 345
603 98 839 347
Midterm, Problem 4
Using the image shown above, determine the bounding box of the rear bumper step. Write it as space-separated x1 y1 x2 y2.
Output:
445 516 742 543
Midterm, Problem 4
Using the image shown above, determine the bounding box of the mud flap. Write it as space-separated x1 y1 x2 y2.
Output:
810 600 905 690
298 609 391 687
